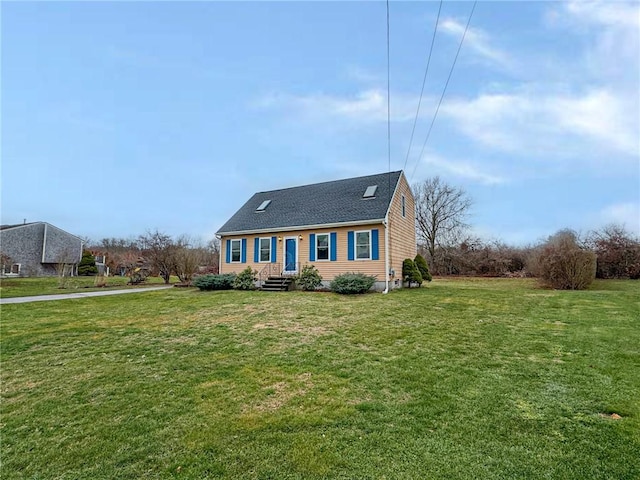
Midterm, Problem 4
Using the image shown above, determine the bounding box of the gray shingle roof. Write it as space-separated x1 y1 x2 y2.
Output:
0 222 37 231
217 171 403 235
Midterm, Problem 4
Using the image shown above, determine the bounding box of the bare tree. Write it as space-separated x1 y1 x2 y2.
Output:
206 238 221 274
529 229 596 290
55 248 77 289
138 230 176 284
413 177 472 271
1 251 13 275
586 224 640 279
98 237 141 276
174 235 207 285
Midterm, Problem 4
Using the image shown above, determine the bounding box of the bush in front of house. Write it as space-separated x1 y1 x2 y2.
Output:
330 272 376 294
233 267 258 290
297 264 323 291
193 274 236 291
414 254 432 282
402 259 423 287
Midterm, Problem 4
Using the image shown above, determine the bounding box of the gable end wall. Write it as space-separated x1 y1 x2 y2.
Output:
387 173 417 287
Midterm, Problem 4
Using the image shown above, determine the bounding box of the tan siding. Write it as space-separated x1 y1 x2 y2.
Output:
220 224 387 281
219 172 415 289
387 172 417 287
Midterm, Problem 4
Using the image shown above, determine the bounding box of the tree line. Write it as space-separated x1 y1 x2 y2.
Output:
78 177 637 290
413 177 640 287
86 230 220 284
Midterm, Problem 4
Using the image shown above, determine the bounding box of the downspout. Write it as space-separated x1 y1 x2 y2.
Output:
77 241 84 277
215 234 222 274
383 214 389 294
42 223 48 263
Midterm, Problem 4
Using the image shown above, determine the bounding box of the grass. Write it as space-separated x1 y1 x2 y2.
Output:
1 278 638 479
0 275 175 298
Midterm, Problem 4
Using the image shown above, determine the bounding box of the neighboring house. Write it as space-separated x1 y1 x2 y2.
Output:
0 222 83 277
216 170 416 291
88 250 109 275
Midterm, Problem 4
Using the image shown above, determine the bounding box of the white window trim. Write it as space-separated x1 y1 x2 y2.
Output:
258 237 271 263
355 230 372 261
315 233 330 261
230 239 242 263
3 263 21 276
283 236 299 273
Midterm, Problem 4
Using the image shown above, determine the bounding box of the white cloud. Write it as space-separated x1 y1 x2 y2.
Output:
255 89 425 124
552 1 640 82
420 153 508 186
439 18 514 70
256 1 639 175
438 2 639 163
441 87 639 159
599 202 640 234
564 0 639 30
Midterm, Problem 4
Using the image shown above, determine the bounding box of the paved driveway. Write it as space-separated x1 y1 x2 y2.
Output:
0 286 173 304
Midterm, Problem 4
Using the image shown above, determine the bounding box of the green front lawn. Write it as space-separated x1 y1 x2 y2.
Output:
0 275 174 298
1 278 638 479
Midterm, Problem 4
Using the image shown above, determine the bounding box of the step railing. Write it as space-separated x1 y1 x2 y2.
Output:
258 263 282 287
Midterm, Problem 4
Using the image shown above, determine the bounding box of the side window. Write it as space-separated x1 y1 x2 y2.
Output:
230 239 242 263
355 231 371 260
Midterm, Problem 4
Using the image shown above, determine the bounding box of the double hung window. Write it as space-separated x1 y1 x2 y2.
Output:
259 238 271 262
230 239 242 262
316 234 329 260
355 231 371 260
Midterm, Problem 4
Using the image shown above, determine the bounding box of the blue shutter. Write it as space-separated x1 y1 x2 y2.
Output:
225 239 231 263
372 229 379 260
309 234 316 261
330 232 337 261
254 238 259 263
347 231 354 261
241 239 247 263
271 237 277 263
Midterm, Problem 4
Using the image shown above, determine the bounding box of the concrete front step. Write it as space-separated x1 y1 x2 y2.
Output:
261 276 294 292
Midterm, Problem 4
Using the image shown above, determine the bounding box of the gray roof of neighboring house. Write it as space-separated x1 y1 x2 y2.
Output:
0 222 84 241
217 171 403 235
0 222 38 231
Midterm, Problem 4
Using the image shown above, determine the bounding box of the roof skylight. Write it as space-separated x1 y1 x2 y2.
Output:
363 185 378 198
256 200 271 212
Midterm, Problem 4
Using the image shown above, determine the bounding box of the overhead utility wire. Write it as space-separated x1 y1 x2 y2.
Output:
386 0 392 204
410 0 477 182
402 0 443 173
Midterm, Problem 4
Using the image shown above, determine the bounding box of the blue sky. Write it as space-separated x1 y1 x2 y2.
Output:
2 1 639 245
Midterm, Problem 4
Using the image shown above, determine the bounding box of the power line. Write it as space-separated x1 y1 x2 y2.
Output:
402 0 443 173
386 0 391 199
411 0 477 182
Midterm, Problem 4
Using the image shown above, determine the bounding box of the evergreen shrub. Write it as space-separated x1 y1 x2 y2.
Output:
78 251 98 276
193 274 236 291
297 265 323 291
414 254 432 282
233 267 258 290
402 259 423 287
330 272 376 294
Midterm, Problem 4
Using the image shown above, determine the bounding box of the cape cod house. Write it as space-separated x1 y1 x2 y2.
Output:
216 171 416 291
